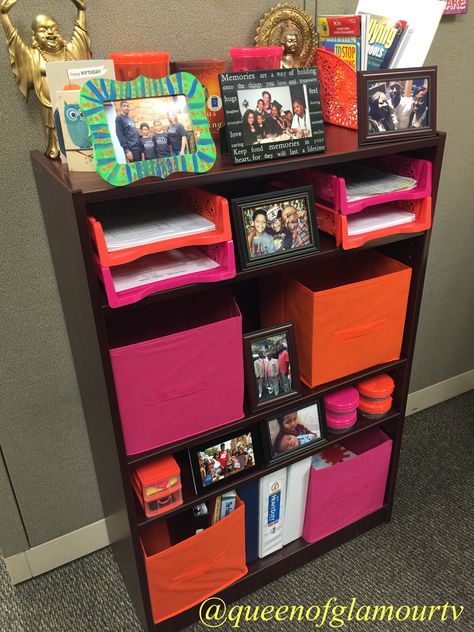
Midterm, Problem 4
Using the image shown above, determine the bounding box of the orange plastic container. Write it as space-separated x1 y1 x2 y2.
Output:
140 497 247 623
316 198 432 250
314 48 358 130
109 51 170 80
261 250 412 387
88 188 232 267
132 454 182 518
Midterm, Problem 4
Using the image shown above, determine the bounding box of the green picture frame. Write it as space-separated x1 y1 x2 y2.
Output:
79 73 216 187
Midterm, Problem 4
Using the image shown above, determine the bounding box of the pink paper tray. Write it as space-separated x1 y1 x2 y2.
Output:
97 241 236 308
278 154 432 216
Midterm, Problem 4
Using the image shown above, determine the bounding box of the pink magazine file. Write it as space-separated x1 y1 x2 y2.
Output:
108 291 244 455
302 429 392 543
97 241 236 308
279 155 432 216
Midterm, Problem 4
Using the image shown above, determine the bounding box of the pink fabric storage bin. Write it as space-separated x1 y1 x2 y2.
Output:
278 155 432 215
108 290 244 454
302 429 392 543
97 241 236 308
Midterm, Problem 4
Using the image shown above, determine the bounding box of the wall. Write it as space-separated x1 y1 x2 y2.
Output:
0 0 472 557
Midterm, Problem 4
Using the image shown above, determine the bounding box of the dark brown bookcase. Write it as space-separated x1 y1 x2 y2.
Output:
31 124 445 632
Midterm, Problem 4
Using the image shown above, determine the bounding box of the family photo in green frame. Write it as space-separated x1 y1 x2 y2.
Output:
79 73 216 186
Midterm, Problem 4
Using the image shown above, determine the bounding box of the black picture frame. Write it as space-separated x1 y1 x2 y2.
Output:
231 186 319 270
243 323 301 413
188 426 261 494
219 67 325 165
357 67 437 145
260 400 327 465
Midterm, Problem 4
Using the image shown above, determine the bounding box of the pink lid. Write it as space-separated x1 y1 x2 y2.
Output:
324 386 359 413
229 46 283 57
326 409 357 430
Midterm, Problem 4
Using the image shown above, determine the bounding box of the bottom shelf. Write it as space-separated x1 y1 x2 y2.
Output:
152 505 389 631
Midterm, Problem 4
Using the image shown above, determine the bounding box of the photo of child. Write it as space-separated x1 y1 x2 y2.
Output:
265 403 325 459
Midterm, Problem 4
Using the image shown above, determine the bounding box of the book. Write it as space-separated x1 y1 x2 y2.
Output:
322 40 360 71
258 468 287 558
220 489 237 519
237 480 259 563
317 14 369 70
356 0 446 68
209 495 222 525
282 457 312 546
366 15 409 70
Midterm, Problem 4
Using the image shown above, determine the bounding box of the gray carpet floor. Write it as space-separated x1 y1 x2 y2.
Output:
1 391 473 631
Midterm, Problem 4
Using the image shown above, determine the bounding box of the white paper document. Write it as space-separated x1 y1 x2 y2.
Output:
110 248 219 292
95 206 215 251
330 165 417 201
356 0 446 68
347 205 416 236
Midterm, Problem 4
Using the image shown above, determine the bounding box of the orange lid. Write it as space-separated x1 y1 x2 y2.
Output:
358 395 392 414
356 374 394 399
134 454 179 486
110 51 170 63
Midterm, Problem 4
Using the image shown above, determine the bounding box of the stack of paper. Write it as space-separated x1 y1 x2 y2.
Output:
95 206 215 252
329 165 417 201
110 248 219 292
346 205 416 236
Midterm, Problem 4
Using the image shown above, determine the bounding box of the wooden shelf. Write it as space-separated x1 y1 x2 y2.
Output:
134 410 399 528
127 357 407 467
31 126 443 204
31 127 446 632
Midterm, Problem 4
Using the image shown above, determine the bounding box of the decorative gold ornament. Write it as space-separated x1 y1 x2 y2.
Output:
0 0 91 159
255 3 316 69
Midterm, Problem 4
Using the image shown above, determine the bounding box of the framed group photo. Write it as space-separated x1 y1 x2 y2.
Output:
261 400 326 465
357 67 437 145
188 427 261 494
232 186 319 270
243 323 301 413
219 66 325 165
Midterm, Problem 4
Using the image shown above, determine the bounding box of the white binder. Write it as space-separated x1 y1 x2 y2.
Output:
258 467 287 558
282 457 312 546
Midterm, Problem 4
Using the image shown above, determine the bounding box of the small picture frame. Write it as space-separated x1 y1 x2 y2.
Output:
261 400 327 465
189 427 261 494
79 73 216 186
243 323 301 413
231 186 319 270
357 67 437 145
219 67 325 165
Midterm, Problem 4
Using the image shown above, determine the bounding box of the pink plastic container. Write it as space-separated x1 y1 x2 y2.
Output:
302 429 392 542
108 290 244 455
324 386 359 433
96 241 236 308
278 155 432 216
109 51 170 80
229 46 283 71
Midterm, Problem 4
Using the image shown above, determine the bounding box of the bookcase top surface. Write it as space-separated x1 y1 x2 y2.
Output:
30 126 444 204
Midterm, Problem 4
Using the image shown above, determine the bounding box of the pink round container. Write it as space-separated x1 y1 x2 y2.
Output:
229 46 283 71
324 386 359 433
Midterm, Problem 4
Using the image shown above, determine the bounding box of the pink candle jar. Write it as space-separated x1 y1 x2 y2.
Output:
324 386 359 433
229 46 283 71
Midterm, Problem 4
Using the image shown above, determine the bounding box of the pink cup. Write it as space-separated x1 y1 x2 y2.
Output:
229 46 283 71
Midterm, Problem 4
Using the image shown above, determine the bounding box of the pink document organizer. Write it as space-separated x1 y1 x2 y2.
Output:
279 155 432 216
302 429 392 543
97 241 236 308
109 290 245 455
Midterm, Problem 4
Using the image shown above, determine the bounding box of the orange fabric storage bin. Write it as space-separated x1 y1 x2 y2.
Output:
140 497 247 624
262 251 412 387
